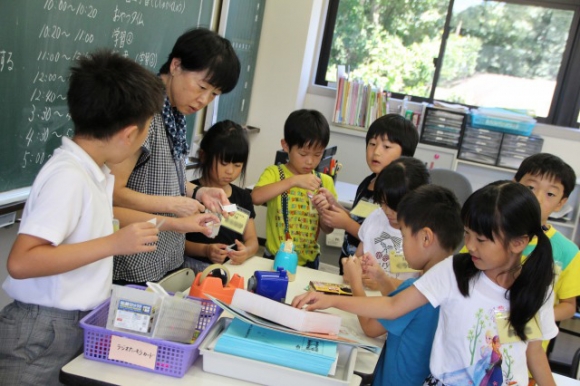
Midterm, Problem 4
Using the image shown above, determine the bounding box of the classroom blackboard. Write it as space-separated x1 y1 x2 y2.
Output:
0 0 216 197
215 0 264 125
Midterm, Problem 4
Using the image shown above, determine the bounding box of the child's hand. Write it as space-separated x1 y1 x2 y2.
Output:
362 252 385 280
226 239 249 265
317 188 338 207
178 212 221 235
170 196 205 217
291 291 333 311
341 255 362 285
205 243 229 264
361 252 384 290
311 193 330 212
362 276 381 291
113 222 159 255
320 204 351 229
292 174 321 191
196 186 231 217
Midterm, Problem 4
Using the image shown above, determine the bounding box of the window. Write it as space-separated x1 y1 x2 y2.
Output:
316 0 580 128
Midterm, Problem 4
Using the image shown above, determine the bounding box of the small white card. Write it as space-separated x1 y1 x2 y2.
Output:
221 203 238 213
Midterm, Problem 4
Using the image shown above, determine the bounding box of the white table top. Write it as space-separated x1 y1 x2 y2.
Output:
552 373 580 385
60 257 382 385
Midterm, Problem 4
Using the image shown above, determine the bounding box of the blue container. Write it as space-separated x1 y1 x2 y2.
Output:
273 241 298 281
470 112 536 136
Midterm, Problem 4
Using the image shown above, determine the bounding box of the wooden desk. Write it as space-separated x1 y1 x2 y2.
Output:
60 257 383 385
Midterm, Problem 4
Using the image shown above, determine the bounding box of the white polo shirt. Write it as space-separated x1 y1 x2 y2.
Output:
3 137 114 311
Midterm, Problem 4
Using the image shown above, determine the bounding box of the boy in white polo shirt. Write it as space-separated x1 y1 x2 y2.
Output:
0 50 165 385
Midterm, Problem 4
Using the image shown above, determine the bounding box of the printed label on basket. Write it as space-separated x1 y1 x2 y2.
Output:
220 206 250 234
114 300 154 333
109 335 157 370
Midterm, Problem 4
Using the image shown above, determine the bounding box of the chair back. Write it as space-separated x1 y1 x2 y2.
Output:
572 347 580 379
156 268 195 293
429 168 473 205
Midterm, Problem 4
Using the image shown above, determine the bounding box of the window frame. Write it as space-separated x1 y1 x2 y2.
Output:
315 0 580 128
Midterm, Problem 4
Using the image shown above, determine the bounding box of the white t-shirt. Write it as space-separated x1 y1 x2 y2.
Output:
3 137 114 311
358 208 420 281
414 256 558 386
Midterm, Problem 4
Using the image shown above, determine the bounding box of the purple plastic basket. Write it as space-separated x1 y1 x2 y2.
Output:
80 288 222 378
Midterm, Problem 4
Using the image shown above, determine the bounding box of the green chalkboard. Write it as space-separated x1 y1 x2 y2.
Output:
215 0 264 125
0 0 216 196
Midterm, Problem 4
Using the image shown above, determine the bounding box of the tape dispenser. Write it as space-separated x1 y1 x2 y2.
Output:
188 264 244 304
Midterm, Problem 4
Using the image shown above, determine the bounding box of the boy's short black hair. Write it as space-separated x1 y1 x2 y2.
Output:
374 156 429 210
397 184 464 252
366 114 419 156
283 109 330 150
197 120 249 185
514 153 576 198
67 49 164 140
159 28 240 93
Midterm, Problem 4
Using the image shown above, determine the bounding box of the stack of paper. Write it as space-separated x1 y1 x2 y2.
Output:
230 289 342 335
214 318 338 376
208 293 381 353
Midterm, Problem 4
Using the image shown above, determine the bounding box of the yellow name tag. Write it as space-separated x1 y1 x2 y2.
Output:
350 200 380 218
389 251 420 273
495 310 542 343
220 207 250 235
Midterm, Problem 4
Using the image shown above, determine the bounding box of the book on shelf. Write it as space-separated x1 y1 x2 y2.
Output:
214 318 338 376
230 289 341 335
309 281 353 296
333 77 389 129
208 292 381 353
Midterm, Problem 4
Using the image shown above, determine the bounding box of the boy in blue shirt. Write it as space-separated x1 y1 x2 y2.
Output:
342 185 464 385
0 50 165 385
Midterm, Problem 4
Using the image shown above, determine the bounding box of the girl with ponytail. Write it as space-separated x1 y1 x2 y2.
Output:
293 181 558 386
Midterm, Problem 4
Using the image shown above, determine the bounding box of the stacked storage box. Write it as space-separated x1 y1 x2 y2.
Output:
420 107 467 149
458 108 542 169
497 134 544 169
458 126 504 166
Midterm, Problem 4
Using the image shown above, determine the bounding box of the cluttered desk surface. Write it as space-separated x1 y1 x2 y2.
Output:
60 257 382 386
59 256 580 386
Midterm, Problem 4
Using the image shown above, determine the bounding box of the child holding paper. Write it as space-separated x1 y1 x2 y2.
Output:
184 120 258 271
0 50 165 385
342 184 464 386
294 181 558 386
251 109 337 269
354 156 429 292
318 114 419 274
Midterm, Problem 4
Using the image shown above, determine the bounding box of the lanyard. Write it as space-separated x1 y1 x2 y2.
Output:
277 165 321 239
